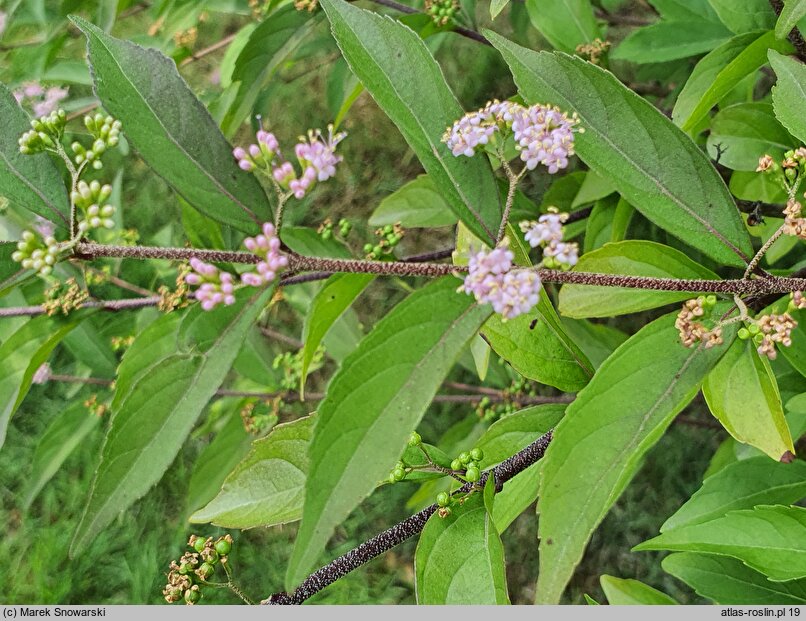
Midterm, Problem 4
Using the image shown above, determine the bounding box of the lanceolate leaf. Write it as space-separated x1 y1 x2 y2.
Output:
769 49 806 144
673 31 793 133
301 273 374 388
558 241 719 319
708 0 776 34
71 286 274 556
535 310 737 603
369 174 458 228
612 20 732 64
599 576 677 605
415 492 509 604
0 314 83 450
190 416 313 527
486 34 753 267
637 505 806 582
661 456 806 532
286 277 491 588
220 6 315 136
662 552 806 604
23 402 101 509
70 16 271 232
320 0 502 245
702 339 794 462
0 83 69 229
523 0 600 54
776 0 806 39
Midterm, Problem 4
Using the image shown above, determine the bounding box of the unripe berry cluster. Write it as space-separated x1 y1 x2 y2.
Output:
386 432 423 483
18 109 67 154
424 0 459 26
318 217 351 241
72 180 116 232
449 447 484 483
363 223 404 259
474 376 537 422
12 230 59 276
71 113 122 170
162 534 233 605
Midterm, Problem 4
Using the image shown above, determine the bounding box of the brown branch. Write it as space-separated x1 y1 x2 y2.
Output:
364 0 490 45
769 0 806 63
594 9 653 27
260 327 304 350
0 296 161 318
263 429 553 605
179 32 238 67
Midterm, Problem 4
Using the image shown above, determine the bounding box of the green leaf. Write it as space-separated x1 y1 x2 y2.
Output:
486 35 753 267
70 286 274 556
320 0 502 245
703 339 795 462
22 401 101 509
708 0 776 33
415 493 509 604
0 314 82 450
583 196 633 253
662 456 806 532
62 319 118 378
776 0 806 39
612 20 732 64
220 6 315 136
490 0 510 19
185 408 254 516
559 318 628 369
637 505 806 582
0 83 70 229
301 273 374 387
281 226 352 258
368 174 458 228
70 15 271 232
730 169 788 203
673 31 793 133
535 310 737 603
769 49 806 144
706 103 795 171
190 416 313 527
650 0 722 22
662 552 806 604
558 240 719 319
523 0 600 54
287 277 491 587
599 576 677 604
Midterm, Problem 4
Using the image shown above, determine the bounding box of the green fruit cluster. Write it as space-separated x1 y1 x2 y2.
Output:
363 223 404 259
162 534 234 605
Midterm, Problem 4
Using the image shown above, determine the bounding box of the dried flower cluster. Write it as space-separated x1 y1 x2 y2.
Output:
233 125 346 199
459 241 542 320
754 313 796 360
442 100 580 174
163 534 233 605
519 209 579 268
675 296 723 349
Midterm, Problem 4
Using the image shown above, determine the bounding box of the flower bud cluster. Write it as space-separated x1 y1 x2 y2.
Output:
363 223 404 259
185 258 236 311
676 296 722 348
459 241 542 320
519 209 579 268
12 230 59 276
163 534 234 605
71 180 116 232
72 113 122 170
739 313 797 360
18 109 67 154
425 0 459 26
241 222 288 287
475 376 537 422
790 290 806 311
443 100 580 174
233 125 346 199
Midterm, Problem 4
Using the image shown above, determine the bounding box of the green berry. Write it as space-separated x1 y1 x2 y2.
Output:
197 562 214 580
470 447 483 462
738 327 750 340
193 537 206 553
450 458 462 471
753 333 764 344
465 466 480 483
705 295 717 307
388 472 397 484
373 245 383 256
408 431 422 447
215 539 231 556
393 467 406 481
459 451 471 465
363 244 373 253
178 562 191 575
184 588 201 604
748 323 760 335
436 492 450 507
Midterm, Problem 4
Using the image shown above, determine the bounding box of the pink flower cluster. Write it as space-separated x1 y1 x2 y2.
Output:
460 243 542 320
13 83 69 118
442 100 579 174
232 125 346 199
186 258 237 311
519 211 579 267
241 222 288 286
